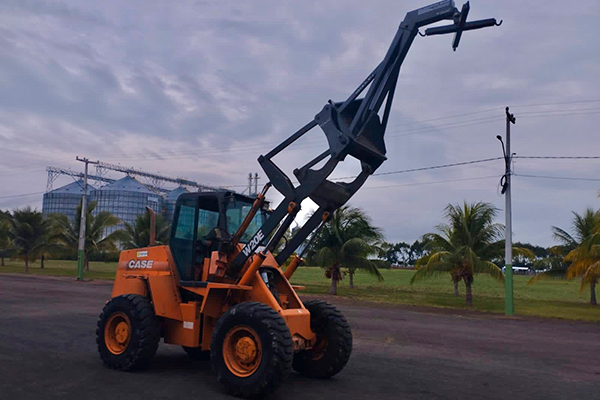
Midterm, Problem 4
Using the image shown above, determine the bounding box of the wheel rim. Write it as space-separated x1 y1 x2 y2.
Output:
223 326 262 377
104 312 131 355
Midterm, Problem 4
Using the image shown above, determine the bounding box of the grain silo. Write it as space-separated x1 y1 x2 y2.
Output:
42 180 94 223
90 176 163 234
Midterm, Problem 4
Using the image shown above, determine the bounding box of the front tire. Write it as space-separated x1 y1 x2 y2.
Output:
211 302 293 398
292 300 352 378
96 294 160 371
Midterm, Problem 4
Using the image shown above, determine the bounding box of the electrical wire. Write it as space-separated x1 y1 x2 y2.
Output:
333 156 503 180
515 156 600 160
362 174 500 189
514 173 600 182
0 191 45 200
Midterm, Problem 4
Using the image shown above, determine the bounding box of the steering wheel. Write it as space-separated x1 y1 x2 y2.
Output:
205 226 232 244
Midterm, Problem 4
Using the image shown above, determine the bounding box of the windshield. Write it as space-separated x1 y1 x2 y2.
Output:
225 196 268 243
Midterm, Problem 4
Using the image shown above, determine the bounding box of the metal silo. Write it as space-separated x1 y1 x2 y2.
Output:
165 187 190 223
90 176 163 234
42 180 94 223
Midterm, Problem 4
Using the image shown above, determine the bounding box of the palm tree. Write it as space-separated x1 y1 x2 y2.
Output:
528 209 600 303
312 206 385 295
550 209 599 256
50 201 122 272
7 207 48 272
563 232 600 305
0 211 13 266
411 202 515 306
121 209 170 249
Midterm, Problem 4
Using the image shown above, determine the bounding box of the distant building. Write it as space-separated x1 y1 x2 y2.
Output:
42 174 215 239
42 180 94 223
90 176 164 234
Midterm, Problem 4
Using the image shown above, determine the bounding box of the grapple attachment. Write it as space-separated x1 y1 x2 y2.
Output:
229 0 501 274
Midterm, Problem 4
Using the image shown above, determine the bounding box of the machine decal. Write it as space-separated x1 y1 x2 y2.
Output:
127 259 154 269
183 321 194 330
242 229 265 257
137 250 148 258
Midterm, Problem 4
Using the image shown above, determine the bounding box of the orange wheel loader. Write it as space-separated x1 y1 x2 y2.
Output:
96 2 500 397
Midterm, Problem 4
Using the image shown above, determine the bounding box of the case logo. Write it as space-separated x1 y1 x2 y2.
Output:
127 259 154 269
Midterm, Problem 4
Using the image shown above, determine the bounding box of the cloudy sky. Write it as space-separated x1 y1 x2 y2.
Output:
0 0 598 247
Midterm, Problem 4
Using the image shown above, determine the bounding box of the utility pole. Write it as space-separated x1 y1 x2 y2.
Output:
248 173 253 196
254 173 259 196
497 107 516 315
76 157 99 281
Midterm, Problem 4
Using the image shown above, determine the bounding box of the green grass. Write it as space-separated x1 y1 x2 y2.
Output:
290 268 600 321
2 259 598 321
0 259 118 280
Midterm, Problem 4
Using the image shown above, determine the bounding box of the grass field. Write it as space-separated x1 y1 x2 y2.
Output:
2 259 598 321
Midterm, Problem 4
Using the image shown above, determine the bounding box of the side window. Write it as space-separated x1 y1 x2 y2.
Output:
175 205 195 240
197 209 219 238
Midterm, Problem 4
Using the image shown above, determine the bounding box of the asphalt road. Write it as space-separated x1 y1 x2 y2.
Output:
0 274 598 400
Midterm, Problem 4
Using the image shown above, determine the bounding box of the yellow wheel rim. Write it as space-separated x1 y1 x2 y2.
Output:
223 326 262 377
104 312 131 355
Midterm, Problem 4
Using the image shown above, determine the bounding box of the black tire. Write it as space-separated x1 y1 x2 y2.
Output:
96 294 160 371
211 302 293 398
182 346 211 361
292 300 352 378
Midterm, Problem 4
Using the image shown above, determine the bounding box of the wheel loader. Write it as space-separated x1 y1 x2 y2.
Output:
96 2 500 397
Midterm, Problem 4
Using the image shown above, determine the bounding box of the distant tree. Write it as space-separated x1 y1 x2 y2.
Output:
529 209 599 278
411 202 532 305
7 207 48 272
409 239 429 265
50 201 122 272
563 232 600 305
121 209 170 249
313 206 385 294
0 211 12 266
379 241 410 265
529 208 600 305
513 242 548 262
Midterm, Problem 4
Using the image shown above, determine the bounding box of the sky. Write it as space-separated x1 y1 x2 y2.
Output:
0 0 599 247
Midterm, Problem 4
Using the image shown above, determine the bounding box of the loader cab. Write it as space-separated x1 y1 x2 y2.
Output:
169 191 268 282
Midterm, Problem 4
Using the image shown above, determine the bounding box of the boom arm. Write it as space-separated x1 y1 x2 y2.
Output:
229 1 500 276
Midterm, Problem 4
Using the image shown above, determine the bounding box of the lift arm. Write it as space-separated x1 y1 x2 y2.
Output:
229 1 500 276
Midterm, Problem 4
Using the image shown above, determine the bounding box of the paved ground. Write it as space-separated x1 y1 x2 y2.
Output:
0 274 598 400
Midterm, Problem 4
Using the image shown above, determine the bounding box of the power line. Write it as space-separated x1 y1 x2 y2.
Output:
214 154 600 187
333 156 503 180
386 107 501 128
514 173 600 182
363 175 500 189
515 156 600 160
511 99 600 108
0 191 45 200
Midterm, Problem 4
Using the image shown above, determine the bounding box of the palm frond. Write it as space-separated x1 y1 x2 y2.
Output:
473 261 504 282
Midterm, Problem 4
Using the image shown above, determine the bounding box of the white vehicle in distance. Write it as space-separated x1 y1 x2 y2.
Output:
502 266 533 275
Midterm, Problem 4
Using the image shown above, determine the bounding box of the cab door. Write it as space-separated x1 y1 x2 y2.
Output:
170 194 223 282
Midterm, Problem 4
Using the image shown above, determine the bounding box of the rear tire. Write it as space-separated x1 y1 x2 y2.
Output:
96 294 160 371
292 300 352 378
211 302 293 398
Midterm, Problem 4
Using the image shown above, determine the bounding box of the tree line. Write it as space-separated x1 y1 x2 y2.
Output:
0 202 169 272
306 200 600 306
2 198 598 306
